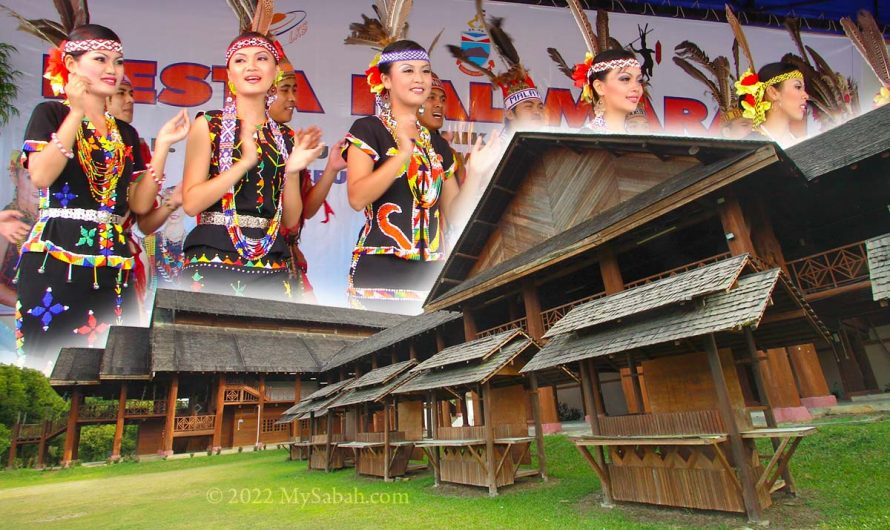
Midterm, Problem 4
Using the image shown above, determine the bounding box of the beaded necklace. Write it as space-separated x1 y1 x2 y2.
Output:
217 100 288 260
377 107 444 207
75 112 126 208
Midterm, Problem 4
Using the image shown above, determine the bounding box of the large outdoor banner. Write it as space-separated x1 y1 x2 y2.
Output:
0 0 872 315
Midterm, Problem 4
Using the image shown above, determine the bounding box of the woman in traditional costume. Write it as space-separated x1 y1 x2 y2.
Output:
180 29 324 300
16 23 187 363
548 4 646 134
343 3 499 313
726 6 810 147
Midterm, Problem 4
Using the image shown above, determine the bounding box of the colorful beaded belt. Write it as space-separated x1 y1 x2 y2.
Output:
199 211 271 229
41 207 124 225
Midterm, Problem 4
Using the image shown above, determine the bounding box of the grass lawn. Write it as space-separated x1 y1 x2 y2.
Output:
0 416 887 529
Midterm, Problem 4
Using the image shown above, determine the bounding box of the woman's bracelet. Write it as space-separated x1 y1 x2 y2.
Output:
146 163 165 186
50 132 74 159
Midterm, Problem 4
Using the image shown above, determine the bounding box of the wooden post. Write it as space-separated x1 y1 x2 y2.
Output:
409 342 418 361
482 381 498 496
291 376 301 440
62 388 81 467
461 394 470 426
391 350 398 364
463 308 477 341
528 373 548 481
744 328 798 495
717 192 756 256
598 246 625 295
436 330 446 352
429 391 441 486
353 404 361 478
256 375 266 448
371 354 378 370
579 359 612 506
627 354 646 414
383 399 391 481
162 376 179 457
7 423 19 469
325 409 333 472
36 420 49 469
522 281 545 340
308 411 315 470
704 333 763 523
212 374 226 452
111 383 128 462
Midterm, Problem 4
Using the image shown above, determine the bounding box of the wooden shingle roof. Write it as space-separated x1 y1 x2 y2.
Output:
396 335 537 394
866 234 890 302
346 359 416 390
411 329 523 372
332 371 418 408
544 254 749 338
101 326 151 379
50 348 102 385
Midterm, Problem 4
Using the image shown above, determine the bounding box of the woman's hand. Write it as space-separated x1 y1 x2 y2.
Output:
285 126 325 176
64 76 90 115
155 109 191 149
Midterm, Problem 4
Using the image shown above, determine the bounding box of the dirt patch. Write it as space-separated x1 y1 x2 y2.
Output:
576 490 824 529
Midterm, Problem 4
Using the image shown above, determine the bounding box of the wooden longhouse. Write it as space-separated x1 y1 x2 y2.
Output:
8 290 407 467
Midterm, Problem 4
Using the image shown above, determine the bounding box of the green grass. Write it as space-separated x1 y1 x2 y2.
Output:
0 417 887 529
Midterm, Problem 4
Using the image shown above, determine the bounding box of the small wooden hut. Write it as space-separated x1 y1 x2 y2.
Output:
394 329 545 496
521 254 829 521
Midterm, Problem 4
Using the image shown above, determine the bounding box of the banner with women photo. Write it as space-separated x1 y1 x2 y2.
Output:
0 0 873 322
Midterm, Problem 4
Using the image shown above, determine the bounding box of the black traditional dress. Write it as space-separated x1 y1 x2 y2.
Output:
343 115 455 314
181 110 296 301
17 101 144 366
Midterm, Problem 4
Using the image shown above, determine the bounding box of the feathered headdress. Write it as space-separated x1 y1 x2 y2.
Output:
344 1 419 95
841 10 890 107
1 0 91 96
673 41 740 123
447 0 540 110
782 17 858 127
547 6 634 104
726 4 803 128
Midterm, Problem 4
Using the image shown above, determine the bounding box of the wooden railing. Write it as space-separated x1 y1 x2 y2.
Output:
174 414 215 433
477 317 528 338
787 240 869 294
224 385 261 403
541 291 607 331
437 424 523 439
78 402 119 421
356 431 406 443
597 410 726 437
125 400 167 416
624 252 733 290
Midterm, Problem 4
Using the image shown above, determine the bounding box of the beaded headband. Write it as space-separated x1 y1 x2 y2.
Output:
378 49 430 65
225 37 282 64
763 70 803 87
590 58 641 75
63 39 123 54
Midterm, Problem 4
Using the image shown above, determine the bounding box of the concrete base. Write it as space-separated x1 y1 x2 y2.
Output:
772 406 813 423
801 395 838 409
541 422 563 434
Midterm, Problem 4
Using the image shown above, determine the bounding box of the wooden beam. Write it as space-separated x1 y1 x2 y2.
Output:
212 374 226 452
429 391 441 486
717 192 756 256
598 246 625 295
704 334 763 522
111 383 127 462
383 399 391 482
528 374 548 481
482 381 498 497
256 376 266 448
580 359 612 505
436 330 446 352
7 423 19 469
291 375 301 440
162 376 179 457
325 410 333 472
522 281 545 342
463 309 477 341
36 420 49 469
62 388 81 467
